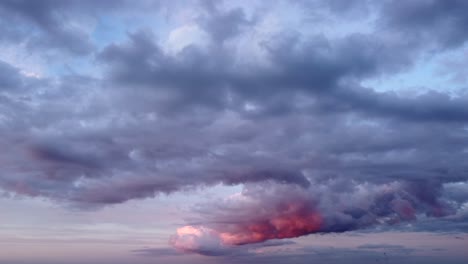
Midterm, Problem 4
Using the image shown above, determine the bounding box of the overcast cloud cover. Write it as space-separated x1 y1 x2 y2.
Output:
0 0 467 263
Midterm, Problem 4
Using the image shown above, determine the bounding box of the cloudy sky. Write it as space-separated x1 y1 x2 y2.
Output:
1 0 468 263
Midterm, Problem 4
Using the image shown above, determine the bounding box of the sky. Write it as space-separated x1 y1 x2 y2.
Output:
0 0 468 263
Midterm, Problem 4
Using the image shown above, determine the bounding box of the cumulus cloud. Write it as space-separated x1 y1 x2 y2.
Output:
170 179 466 255
169 224 299 256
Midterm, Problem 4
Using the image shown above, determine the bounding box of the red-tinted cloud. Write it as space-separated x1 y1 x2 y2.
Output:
171 181 458 255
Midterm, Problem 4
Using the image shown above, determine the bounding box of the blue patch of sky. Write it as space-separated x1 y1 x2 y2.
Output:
92 13 171 47
46 13 171 79
91 14 129 49
362 43 468 96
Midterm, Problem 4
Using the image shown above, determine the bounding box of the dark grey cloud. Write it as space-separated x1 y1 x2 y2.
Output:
381 0 468 49
198 0 254 43
2 39 468 207
0 0 94 55
333 87 468 122
0 60 24 89
97 26 468 123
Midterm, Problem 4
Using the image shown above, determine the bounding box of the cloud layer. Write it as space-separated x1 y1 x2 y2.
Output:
0 0 467 256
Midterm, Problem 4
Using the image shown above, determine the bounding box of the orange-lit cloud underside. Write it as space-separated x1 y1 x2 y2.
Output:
171 201 323 253
219 211 322 245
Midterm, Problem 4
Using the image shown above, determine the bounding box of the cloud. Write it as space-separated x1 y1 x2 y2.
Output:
169 224 298 256
170 226 227 256
197 0 253 43
0 61 24 89
0 0 94 55
2 22 468 207
357 243 416 255
96 25 468 123
381 0 468 49
0 0 467 252
2 27 468 207
170 180 466 254
0 0 160 56
132 247 182 257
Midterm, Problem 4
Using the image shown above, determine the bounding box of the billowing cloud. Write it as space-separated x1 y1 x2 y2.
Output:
170 179 465 255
